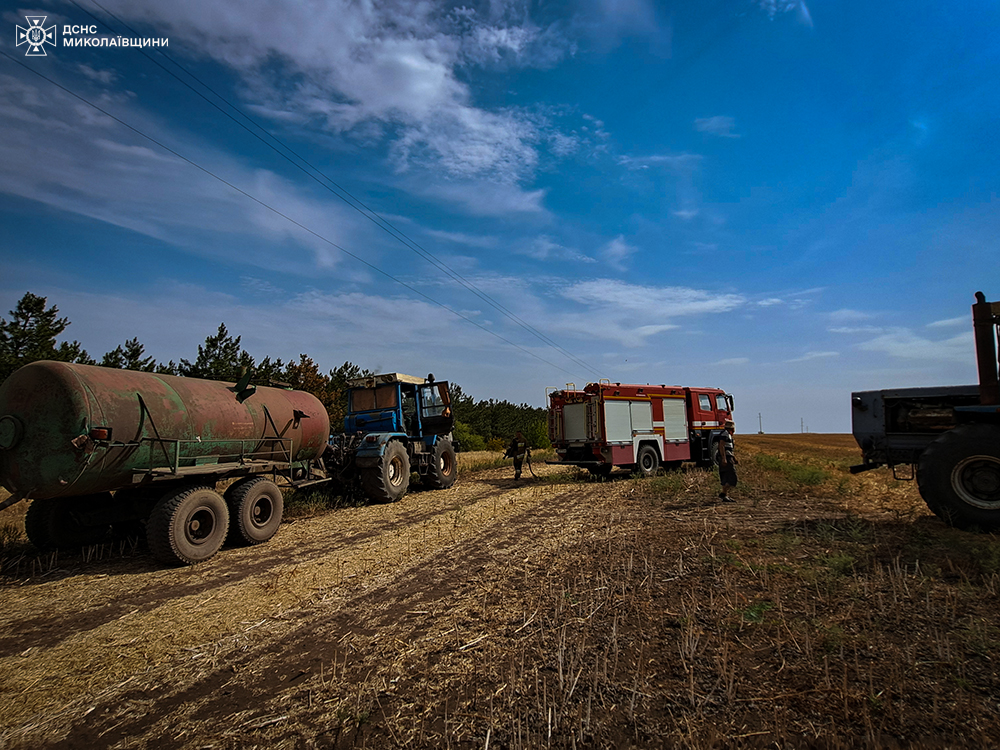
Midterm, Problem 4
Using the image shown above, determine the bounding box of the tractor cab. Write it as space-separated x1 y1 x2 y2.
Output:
345 373 454 439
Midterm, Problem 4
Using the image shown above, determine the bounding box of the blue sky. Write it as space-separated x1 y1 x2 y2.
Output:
1 0 998 432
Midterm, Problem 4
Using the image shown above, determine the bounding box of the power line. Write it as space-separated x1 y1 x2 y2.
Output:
0 49 584 378
67 0 606 380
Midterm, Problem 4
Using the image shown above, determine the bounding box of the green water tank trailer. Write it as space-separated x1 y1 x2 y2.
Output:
0 361 331 564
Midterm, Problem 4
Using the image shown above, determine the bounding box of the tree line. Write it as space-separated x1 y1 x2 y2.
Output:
0 292 549 449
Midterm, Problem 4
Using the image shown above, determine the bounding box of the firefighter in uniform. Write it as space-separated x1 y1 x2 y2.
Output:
717 419 738 503
506 430 528 480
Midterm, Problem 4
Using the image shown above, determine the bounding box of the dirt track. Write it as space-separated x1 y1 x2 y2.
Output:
2 437 1000 749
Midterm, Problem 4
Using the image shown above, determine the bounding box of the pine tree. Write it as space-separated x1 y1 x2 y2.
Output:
101 337 157 371
178 324 254 382
0 292 92 382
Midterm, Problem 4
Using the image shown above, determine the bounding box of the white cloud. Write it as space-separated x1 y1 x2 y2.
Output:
694 116 740 138
553 279 744 346
828 308 871 323
714 357 750 365
858 329 974 362
618 153 702 171
600 235 637 270
785 351 839 363
110 0 571 186
757 298 784 307
520 235 595 263
926 316 968 328
829 326 885 334
422 229 499 249
0 73 360 273
671 209 699 220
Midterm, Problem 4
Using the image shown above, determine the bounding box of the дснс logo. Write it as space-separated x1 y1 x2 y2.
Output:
16 16 57 56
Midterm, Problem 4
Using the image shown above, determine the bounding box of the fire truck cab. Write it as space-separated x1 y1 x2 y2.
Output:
547 381 734 477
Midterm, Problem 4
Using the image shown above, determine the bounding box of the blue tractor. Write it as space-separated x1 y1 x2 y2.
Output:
326 373 457 502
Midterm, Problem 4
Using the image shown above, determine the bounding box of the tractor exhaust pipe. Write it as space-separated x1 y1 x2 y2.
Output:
973 291 1000 406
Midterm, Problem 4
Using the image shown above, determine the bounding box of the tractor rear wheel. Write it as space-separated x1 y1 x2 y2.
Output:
917 424 1000 531
147 485 229 565
361 441 411 503
424 439 457 490
225 477 284 545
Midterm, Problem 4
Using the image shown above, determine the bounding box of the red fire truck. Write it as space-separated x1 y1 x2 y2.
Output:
547 381 734 476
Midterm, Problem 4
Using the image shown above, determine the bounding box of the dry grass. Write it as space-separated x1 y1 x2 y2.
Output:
2 435 999 748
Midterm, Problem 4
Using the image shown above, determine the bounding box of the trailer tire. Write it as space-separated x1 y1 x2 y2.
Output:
148 486 229 565
425 439 457 490
24 495 112 550
636 445 660 478
225 477 283 545
361 441 410 503
917 424 1000 531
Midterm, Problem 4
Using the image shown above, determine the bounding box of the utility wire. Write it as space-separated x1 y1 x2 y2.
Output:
69 0 605 380
0 49 583 378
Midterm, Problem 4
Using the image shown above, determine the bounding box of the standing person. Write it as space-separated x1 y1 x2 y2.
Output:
717 419 738 503
506 430 528 480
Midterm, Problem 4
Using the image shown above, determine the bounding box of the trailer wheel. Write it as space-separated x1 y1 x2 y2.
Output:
361 441 410 503
24 495 112 550
424 439 457 490
636 445 660 478
148 486 229 565
917 424 1000 531
225 477 284 545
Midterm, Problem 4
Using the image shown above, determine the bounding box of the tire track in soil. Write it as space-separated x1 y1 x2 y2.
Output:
31 484 609 750
0 468 599 747
0 477 524 655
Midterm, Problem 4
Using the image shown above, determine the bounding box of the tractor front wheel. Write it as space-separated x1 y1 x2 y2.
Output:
424 439 457 490
361 441 411 503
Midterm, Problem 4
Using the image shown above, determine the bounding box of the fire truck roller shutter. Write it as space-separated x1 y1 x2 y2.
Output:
563 403 588 441
604 401 632 442
660 398 688 441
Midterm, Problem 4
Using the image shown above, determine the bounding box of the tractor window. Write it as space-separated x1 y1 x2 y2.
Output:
420 383 451 418
699 394 713 412
350 385 398 412
375 385 398 409
351 388 375 412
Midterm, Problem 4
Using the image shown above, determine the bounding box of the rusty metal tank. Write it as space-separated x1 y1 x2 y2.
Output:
0 361 330 502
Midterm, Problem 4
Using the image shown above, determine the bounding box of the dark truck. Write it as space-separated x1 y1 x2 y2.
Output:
850 292 1000 530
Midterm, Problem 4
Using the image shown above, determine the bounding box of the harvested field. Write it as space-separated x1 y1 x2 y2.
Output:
2 435 1000 748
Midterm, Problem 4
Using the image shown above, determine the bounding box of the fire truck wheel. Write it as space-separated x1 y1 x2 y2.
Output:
361 440 411 503
148 486 229 565
225 477 284 545
917 424 1000 531
636 445 660 478
424 439 457 490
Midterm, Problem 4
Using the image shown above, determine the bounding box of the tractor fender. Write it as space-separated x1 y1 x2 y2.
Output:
354 433 407 467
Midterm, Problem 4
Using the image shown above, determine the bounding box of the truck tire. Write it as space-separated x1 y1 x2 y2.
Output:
917 424 1000 531
361 440 410 503
636 445 660 478
24 495 112 550
147 486 229 565
588 464 613 478
225 477 283 545
424 439 457 490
